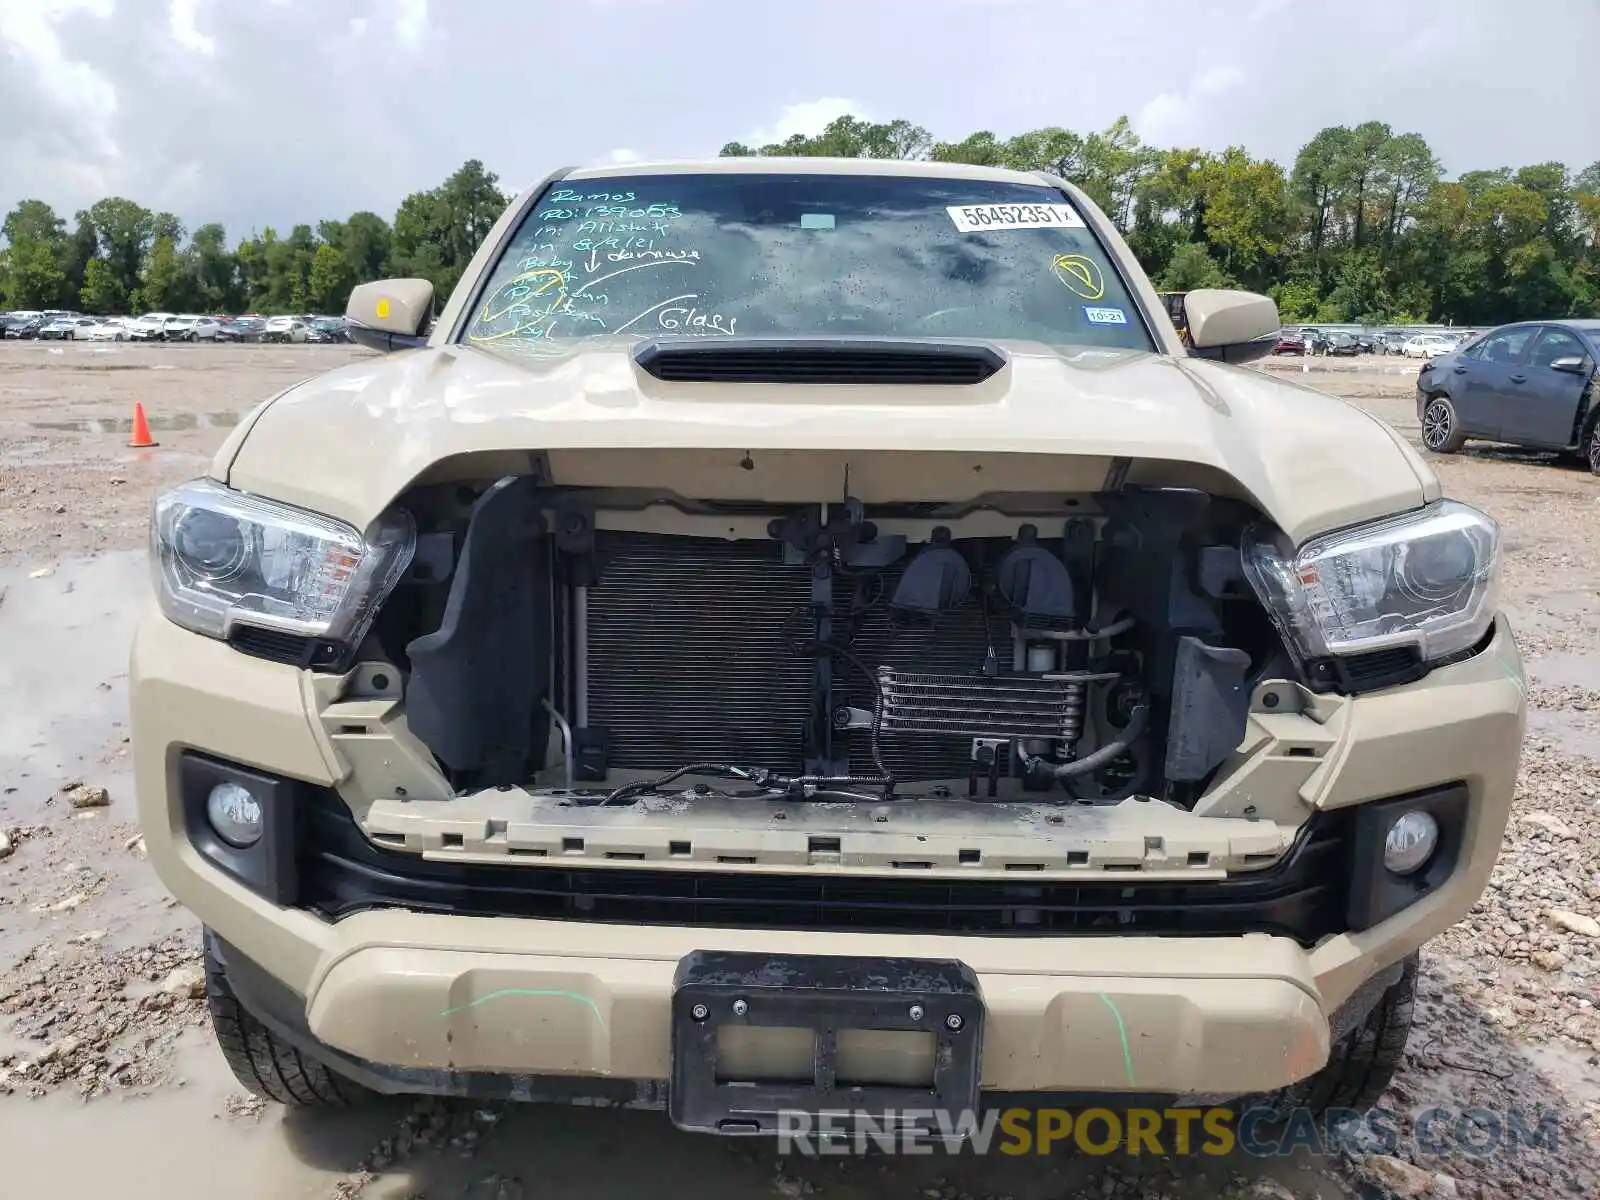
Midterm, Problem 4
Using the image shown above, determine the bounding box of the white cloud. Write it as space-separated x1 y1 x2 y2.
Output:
594 147 643 165
740 97 869 149
348 17 368 37
1194 66 1244 96
1133 65 1246 147
0 0 120 185
396 0 427 49
167 0 214 55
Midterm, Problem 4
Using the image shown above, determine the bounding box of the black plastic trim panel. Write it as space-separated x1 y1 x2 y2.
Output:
1303 622 1497 696
297 787 1353 945
227 625 347 670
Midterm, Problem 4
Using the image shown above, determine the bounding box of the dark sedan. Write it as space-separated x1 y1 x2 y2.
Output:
1323 332 1359 357
2 314 43 339
217 317 267 343
1416 319 1600 473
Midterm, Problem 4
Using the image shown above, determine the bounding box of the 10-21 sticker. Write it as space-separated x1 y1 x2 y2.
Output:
1084 307 1128 325
947 203 1086 232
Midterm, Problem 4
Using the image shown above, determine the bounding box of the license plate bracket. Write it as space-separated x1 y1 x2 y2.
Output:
668 950 984 1137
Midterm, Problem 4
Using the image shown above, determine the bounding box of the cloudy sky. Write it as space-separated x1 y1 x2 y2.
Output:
3 0 1597 240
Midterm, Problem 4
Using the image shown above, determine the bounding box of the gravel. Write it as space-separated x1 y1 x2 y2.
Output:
0 933 206 1098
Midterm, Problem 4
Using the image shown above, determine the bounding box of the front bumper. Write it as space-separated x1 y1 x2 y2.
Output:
132 612 1526 1098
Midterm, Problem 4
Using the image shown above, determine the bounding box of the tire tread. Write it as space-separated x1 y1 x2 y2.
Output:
204 938 367 1108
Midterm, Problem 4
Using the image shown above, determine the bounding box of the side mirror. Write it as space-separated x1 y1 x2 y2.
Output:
1549 355 1590 375
1183 289 1281 365
345 278 435 353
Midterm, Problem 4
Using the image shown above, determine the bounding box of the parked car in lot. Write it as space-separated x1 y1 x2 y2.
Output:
129 312 176 341
1299 327 1323 354
1 312 44 339
216 316 267 344
135 158 1524 1136
164 315 223 342
1323 332 1359 357
263 315 310 343
1417 319 1600 473
1273 331 1307 355
1402 333 1453 359
306 316 350 344
1373 332 1409 356
38 315 97 340
82 318 132 342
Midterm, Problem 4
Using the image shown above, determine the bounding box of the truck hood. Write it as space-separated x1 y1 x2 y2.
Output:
222 339 1437 544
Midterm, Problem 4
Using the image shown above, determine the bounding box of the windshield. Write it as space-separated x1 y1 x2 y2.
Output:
459 172 1154 354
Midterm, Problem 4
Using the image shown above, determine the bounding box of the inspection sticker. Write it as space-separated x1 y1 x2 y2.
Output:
1084 306 1127 325
947 202 1085 232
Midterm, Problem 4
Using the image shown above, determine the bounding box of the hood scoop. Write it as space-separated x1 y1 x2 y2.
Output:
632 337 1007 385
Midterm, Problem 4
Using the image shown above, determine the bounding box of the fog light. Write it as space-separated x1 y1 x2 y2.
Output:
206 782 264 847
1383 810 1438 875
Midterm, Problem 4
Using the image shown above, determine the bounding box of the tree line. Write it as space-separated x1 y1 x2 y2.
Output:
0 161 507 318
4 117 1598 326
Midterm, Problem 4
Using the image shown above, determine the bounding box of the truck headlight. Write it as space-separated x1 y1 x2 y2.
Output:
1243 499 1499 664
151 478 414 646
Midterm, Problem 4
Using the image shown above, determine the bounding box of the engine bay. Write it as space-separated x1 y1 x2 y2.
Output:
373 477 1291 808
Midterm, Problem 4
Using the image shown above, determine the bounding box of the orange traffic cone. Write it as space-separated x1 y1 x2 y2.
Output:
128 402 158 448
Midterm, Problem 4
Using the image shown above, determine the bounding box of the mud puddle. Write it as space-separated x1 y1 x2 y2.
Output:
27 410 242 434
0 1036 405 1199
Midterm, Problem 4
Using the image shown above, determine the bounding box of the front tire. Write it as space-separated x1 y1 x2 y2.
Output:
1586 418 1600 477
1255 954 1417 1119
1420 395 1466 453
205 935 374 1108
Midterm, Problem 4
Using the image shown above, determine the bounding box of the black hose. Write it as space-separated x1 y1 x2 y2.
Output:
822 640 895 792
1040 704 1150 780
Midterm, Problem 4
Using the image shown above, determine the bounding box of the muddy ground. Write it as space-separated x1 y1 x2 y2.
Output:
0 342 1596 1199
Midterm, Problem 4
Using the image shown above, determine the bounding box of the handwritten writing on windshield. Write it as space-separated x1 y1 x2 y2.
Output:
467 188 738 343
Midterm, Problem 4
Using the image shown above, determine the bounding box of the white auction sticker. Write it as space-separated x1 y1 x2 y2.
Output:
1084 306 1128 325
946 203 1086 233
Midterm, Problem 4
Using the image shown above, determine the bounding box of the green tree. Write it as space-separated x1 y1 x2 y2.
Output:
307 242 354 313
388 160 508 298
1159 242 1228 291
1192 147 1291 289
340 211 392 283
2 200 72 307
190 223 240 312
139 236 181 311
86 197 156 305
78 257 127 313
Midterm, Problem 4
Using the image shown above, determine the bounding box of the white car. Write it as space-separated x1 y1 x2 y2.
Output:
164 315 222 342
263 315 310 344
129 312 176 341
82 318 131 342
1401 334 1453 359
38 315 97 340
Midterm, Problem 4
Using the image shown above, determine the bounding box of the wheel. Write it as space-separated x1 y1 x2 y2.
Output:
1586 417 1600 477
1253 954 1417 1119
115 334 125 342
204 933 374 1108
1420 395 1466 453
